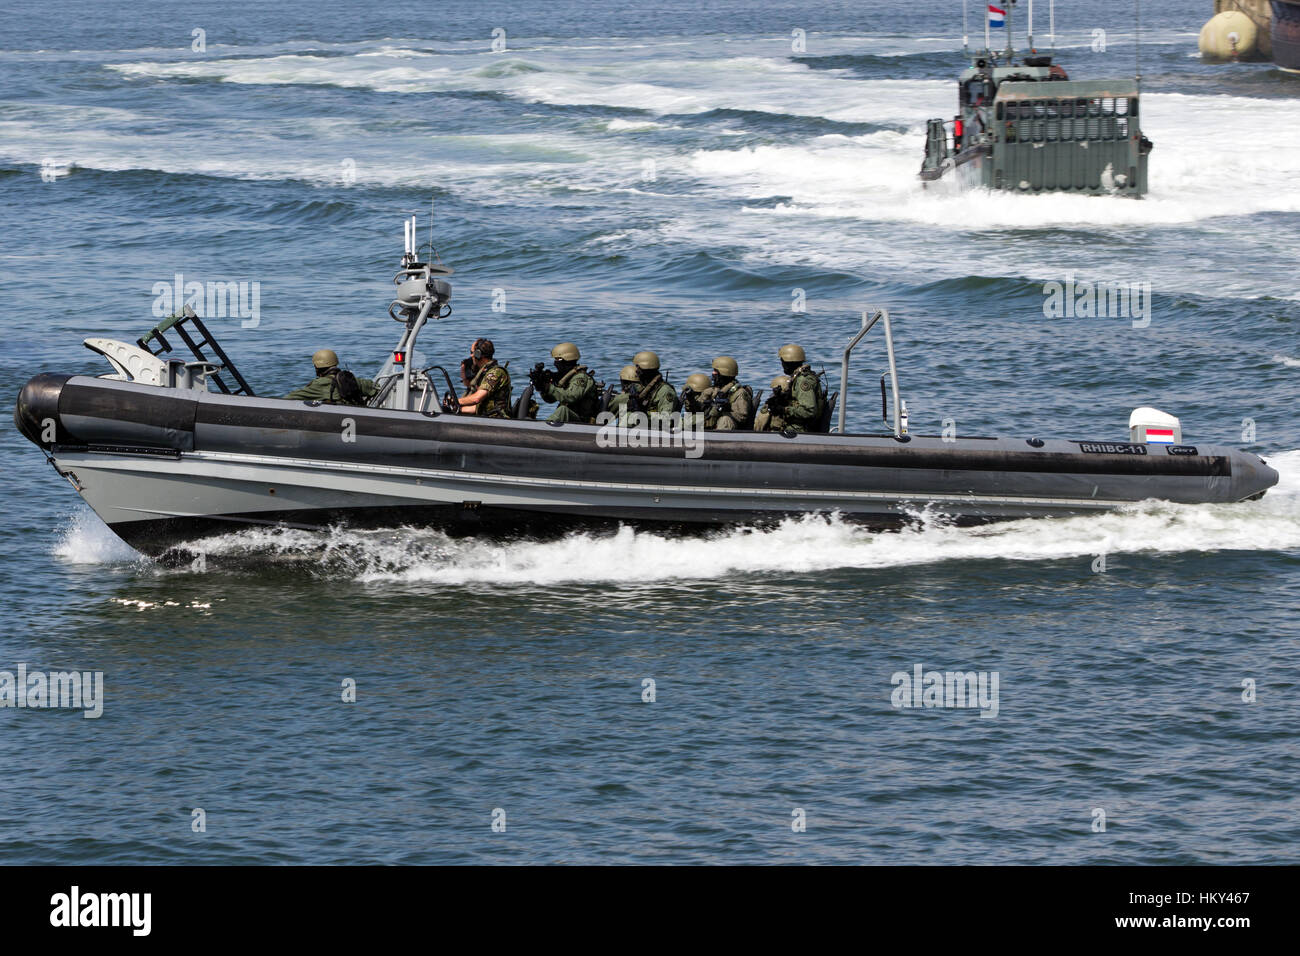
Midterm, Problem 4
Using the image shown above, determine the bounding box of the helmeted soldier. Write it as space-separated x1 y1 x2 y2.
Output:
533 342 599 423
605 365 642 423
628 350 677 416
453 338 511 418
680 372 714 415
776 343 826 433
704 355 753 431
753 375 792 432
285 348 378 405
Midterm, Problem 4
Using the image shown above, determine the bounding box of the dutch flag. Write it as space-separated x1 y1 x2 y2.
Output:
1145 427 1176 444
988 5 1006 28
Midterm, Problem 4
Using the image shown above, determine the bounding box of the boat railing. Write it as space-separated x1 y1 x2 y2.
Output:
840 309 906 439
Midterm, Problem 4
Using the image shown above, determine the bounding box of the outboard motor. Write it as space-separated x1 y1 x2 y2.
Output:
1129 406 1182 445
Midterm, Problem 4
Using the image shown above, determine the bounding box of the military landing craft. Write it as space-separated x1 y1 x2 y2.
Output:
920 0 1153 196
14 215 1277 558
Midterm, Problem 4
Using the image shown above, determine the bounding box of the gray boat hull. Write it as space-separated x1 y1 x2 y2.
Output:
16 374 1279 557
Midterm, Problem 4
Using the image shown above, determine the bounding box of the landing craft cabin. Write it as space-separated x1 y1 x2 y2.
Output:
920 1 1153 195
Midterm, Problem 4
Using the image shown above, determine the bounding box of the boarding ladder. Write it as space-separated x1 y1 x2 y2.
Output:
137 306 256 396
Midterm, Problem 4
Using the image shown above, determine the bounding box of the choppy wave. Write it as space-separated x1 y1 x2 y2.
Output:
52 450 1300 583
0 31 1287 259
106 48 924 125
23 40 1279 270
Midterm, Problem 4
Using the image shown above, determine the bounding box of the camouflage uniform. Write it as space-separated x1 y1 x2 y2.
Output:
469 360 512 418
605 390 637 424
753 377 791 432
706 381 754 431
753 401 788 432
285 371 378 405
783 365 825 433
634 374 677 417
679 384 711 416
540 365 599 423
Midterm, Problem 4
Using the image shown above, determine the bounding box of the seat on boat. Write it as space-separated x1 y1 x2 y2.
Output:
511 383 537 419
815 391 838 433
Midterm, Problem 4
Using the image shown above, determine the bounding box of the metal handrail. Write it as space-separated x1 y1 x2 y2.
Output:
839 310 879 433
839 308 904 438
881 308 903 438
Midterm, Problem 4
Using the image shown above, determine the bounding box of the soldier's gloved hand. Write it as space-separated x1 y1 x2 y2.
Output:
440 393 460 414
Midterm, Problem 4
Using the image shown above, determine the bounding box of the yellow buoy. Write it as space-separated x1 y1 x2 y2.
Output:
1198 11 1260 61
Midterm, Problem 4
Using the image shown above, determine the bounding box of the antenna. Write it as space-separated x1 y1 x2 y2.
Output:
963 0 969 58
1135 0 1142 91
402 213 417 265
1050 0 1055 50
428 195 434 263
1005 0 1016 62
1028 0 1034 52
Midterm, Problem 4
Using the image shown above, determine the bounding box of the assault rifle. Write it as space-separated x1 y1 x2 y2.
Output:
528 362 556 390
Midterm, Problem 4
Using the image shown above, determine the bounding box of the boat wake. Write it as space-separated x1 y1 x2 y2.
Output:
7 31 1296 307
52 450 1300 585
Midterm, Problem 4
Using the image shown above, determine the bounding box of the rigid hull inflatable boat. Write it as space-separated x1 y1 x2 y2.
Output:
13 221 1279 557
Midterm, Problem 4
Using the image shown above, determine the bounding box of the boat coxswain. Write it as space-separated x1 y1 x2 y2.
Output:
452 338 512 417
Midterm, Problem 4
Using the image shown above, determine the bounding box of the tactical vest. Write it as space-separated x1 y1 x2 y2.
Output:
635 374 677 415
707 381 754 429
556 365 600 422
788 365 825 426
470 360 512 419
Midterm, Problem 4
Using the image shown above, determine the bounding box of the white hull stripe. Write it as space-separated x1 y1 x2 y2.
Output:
56 448 1137 515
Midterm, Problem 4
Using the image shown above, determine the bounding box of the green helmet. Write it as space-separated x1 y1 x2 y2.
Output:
619 364 640 383
711 356 738 377
633 350 660 371
770 375 791 391
685 372 711 393
551 342 580 362
312 348 339 370
778 343 806 363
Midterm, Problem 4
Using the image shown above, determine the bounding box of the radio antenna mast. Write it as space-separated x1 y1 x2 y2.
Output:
1135 0 1142 91
1004 0 1016 62
963 0 969 58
